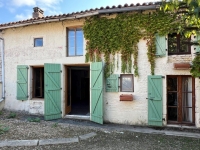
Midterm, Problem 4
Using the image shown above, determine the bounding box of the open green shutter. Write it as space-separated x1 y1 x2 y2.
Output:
148 75 163 126
155 34 166 57
195 34 200 53
106 74 118 92
91 62 103 124
17 65 28 100
44 63 62 120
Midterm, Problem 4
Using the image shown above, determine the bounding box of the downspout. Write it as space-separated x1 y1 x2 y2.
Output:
0 37 5 102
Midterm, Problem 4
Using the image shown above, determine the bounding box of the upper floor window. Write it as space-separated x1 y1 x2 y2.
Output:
34 38 43 47
67 28 83 56
168 33 191 55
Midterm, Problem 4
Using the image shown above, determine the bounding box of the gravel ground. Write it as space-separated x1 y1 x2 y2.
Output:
1 110 200 150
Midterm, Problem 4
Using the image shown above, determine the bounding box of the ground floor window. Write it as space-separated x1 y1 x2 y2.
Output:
32 67 44 98
167 75 195 125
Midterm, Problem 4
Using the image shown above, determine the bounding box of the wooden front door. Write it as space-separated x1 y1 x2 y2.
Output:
91 62 103 124
44 63 62 120
167 75 195 125
148 75 163 126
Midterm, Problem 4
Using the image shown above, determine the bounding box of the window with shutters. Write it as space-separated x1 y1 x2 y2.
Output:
120 74 134 92
168 33 191 55
32 67 44 99
67 27 83 56
106 74 119 92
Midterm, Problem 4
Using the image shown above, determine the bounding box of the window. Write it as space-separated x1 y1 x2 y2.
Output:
32 67 44 98
67 28 83 56
168 33 191 55
34 38 43 47
120 74 134 92
167 75 195 125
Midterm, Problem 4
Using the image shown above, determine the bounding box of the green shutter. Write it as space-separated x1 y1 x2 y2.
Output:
148 75 163 126
91 62 103 124
155 34 166 57
44 63 62 120
195 34 200 53
17 65 28 100
106 74 118 92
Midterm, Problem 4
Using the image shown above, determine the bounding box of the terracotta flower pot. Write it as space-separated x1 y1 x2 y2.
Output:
120 94 133 101
173 63 191 69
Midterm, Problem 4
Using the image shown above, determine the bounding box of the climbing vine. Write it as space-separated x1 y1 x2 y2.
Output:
191 55 200 77
83 10 186 77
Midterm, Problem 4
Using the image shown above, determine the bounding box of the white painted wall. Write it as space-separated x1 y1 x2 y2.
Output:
1 18 200 127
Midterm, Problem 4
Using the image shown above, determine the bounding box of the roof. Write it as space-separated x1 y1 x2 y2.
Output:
0 2 161 30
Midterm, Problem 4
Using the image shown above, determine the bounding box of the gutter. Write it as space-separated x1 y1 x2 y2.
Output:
0 37 5 103
98 5 159 14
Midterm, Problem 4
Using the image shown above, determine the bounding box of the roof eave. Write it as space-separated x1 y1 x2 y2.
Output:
0 4 160 30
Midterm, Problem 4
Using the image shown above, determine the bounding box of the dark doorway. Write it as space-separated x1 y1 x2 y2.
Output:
66 66 90 116
32 67 44 98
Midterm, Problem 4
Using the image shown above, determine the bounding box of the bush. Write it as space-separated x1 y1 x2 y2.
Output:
27 117 41 122
0 125 9 135
7 112 16 118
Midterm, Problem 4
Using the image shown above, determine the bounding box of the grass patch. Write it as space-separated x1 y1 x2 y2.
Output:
52 122 59 128
7 112 16 119
0 125 9 135
0 111 2 115
27 117 41 122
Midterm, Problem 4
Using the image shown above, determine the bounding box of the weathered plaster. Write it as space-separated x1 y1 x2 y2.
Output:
1 18 200 127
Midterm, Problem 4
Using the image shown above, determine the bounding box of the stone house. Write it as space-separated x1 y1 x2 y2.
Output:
0 2 200 127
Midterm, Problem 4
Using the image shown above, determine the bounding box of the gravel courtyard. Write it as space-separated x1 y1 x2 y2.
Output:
0 110 200 150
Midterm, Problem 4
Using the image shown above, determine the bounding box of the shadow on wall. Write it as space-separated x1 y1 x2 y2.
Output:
0 100 4 110
0 83 4 110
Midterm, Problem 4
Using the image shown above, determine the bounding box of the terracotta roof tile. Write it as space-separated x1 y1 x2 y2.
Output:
0 2 159 29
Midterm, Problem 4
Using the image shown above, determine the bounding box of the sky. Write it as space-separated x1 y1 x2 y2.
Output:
0 0 159 24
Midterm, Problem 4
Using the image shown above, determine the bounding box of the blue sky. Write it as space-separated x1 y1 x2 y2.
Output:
0 0 158 24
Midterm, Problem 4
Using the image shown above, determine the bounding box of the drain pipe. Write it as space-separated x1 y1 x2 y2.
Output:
0 37 5 102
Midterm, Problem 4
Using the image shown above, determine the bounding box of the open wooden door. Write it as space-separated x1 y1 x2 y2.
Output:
65 67 71 114
17 65 28 100
91 62 103 124
148 75 163 126
44 63 62 120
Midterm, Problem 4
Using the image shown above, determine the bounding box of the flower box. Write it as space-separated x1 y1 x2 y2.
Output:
120 94 133 101
173 63 191 69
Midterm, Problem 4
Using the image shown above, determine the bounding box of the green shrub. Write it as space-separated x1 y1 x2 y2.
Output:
0 125 9 135
7 112 16 118
27 117 41 122
52 122 59 128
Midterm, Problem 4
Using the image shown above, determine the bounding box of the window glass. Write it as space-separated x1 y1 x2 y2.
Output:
168 33 190 55
34 38 43 47
67 28 83 56
68 30 75 56
76 29 83 55
168 33 177 53
120 74 133 92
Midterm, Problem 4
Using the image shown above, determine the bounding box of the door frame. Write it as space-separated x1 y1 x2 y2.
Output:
64 64 90 116
166 75 195 125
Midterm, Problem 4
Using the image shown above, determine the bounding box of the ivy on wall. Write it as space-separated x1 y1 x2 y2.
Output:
83 11 183 77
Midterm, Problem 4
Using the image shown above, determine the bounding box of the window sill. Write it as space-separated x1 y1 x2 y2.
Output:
31 98 44 101
67 55 83 57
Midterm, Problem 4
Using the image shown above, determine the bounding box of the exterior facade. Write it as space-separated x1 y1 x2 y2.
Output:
0 3 200 127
